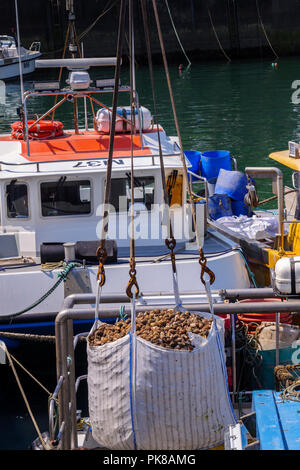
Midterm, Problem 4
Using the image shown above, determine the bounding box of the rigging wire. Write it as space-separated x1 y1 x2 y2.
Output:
164 0 191 66
77 0 119 42
256 0 279 60
42 0 118 56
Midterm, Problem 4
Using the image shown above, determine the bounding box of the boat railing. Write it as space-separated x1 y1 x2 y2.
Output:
50 289 300 450
0 152 181 174
187 155 237 206
245 167 285 251
29 41 41 52
23 86 134 157
187 169 209 202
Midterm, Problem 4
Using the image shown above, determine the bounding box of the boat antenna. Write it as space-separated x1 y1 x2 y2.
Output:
14 0 24 105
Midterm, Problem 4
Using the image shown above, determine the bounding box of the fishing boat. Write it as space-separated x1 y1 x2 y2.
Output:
0 35 41 80
3 0 300 454
0 62 253 335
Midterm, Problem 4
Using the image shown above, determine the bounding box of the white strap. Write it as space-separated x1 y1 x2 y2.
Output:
171 269 183 311
94 279 102 322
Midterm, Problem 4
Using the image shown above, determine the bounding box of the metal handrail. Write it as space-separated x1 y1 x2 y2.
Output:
245 167 284 251
187 169 208 203
23 86 132 156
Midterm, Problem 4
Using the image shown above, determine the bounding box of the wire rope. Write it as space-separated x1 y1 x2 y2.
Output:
164 0 191 66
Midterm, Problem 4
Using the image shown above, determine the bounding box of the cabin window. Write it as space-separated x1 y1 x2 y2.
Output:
6 182 29 218
40 179 91 217
109 175 155 212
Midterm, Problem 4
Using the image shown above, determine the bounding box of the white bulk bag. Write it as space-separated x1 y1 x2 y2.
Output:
87 311 236 450
95 106 153 134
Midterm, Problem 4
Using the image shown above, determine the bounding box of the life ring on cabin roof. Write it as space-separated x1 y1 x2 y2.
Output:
11 120 64 140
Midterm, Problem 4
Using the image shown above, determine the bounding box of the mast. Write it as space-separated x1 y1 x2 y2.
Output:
66 0 79 133
14 0 24 105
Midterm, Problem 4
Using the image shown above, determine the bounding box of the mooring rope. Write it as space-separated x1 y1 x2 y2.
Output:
0 341 54 450
164 0 191 66
256 0 279 60
207 5 231 62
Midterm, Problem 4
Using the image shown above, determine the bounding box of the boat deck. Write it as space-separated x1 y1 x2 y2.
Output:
253 390 300 450
18 131 152 162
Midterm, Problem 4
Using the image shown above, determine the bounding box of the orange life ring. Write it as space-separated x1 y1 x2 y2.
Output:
11 120 64 140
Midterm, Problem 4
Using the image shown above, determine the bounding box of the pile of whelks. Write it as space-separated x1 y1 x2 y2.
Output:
88 309 212 351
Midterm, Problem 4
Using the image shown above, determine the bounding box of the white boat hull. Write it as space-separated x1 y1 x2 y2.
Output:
0 53 41 80
0 249 250 318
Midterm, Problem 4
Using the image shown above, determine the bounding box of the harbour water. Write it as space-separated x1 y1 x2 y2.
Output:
0 56 300 449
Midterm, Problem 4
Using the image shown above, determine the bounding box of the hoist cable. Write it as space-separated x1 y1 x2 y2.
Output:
126 0 139 299
141 0 181 308
96 0 126 286
151 0 215 286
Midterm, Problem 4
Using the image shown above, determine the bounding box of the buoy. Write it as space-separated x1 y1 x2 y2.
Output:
178 64 184 71
11 120 64 140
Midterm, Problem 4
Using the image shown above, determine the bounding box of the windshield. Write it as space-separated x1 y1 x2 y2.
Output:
0 36 16 48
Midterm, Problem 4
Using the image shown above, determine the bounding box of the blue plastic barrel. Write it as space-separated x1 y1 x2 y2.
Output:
184 150 201 179
208 194 232 220
214 168 248 201
200 150 231 180
231 199 250 216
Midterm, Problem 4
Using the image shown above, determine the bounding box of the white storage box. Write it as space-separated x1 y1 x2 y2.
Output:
274 256 300 294
95 106 153 133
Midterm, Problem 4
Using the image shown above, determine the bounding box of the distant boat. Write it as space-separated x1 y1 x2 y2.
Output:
0 35 41 80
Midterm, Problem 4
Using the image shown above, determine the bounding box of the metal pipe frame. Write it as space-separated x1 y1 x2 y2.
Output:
23 86 131 157
27 95 68 131
245 167 284 251
53 292 300 449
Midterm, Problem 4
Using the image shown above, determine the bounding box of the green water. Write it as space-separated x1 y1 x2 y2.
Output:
1 56 300 450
